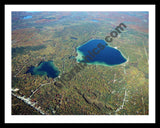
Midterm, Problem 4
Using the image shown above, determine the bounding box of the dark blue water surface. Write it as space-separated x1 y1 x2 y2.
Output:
76 39 127 66
26 61 60 78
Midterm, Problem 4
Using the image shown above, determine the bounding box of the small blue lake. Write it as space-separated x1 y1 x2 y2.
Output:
26 61 60 78
23 15 32 19
76 39 127 66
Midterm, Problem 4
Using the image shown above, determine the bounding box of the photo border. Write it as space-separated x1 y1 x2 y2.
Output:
5 4 155 123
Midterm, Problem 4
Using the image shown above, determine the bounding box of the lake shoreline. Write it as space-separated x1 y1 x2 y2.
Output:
76 39 127 67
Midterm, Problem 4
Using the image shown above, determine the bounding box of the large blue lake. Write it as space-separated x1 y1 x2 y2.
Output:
76 39 127 66
26 61 60 78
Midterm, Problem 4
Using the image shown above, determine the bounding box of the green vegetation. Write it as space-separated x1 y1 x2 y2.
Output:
12 45 46 58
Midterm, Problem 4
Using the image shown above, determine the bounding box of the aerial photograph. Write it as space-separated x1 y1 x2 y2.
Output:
11 11 149 115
